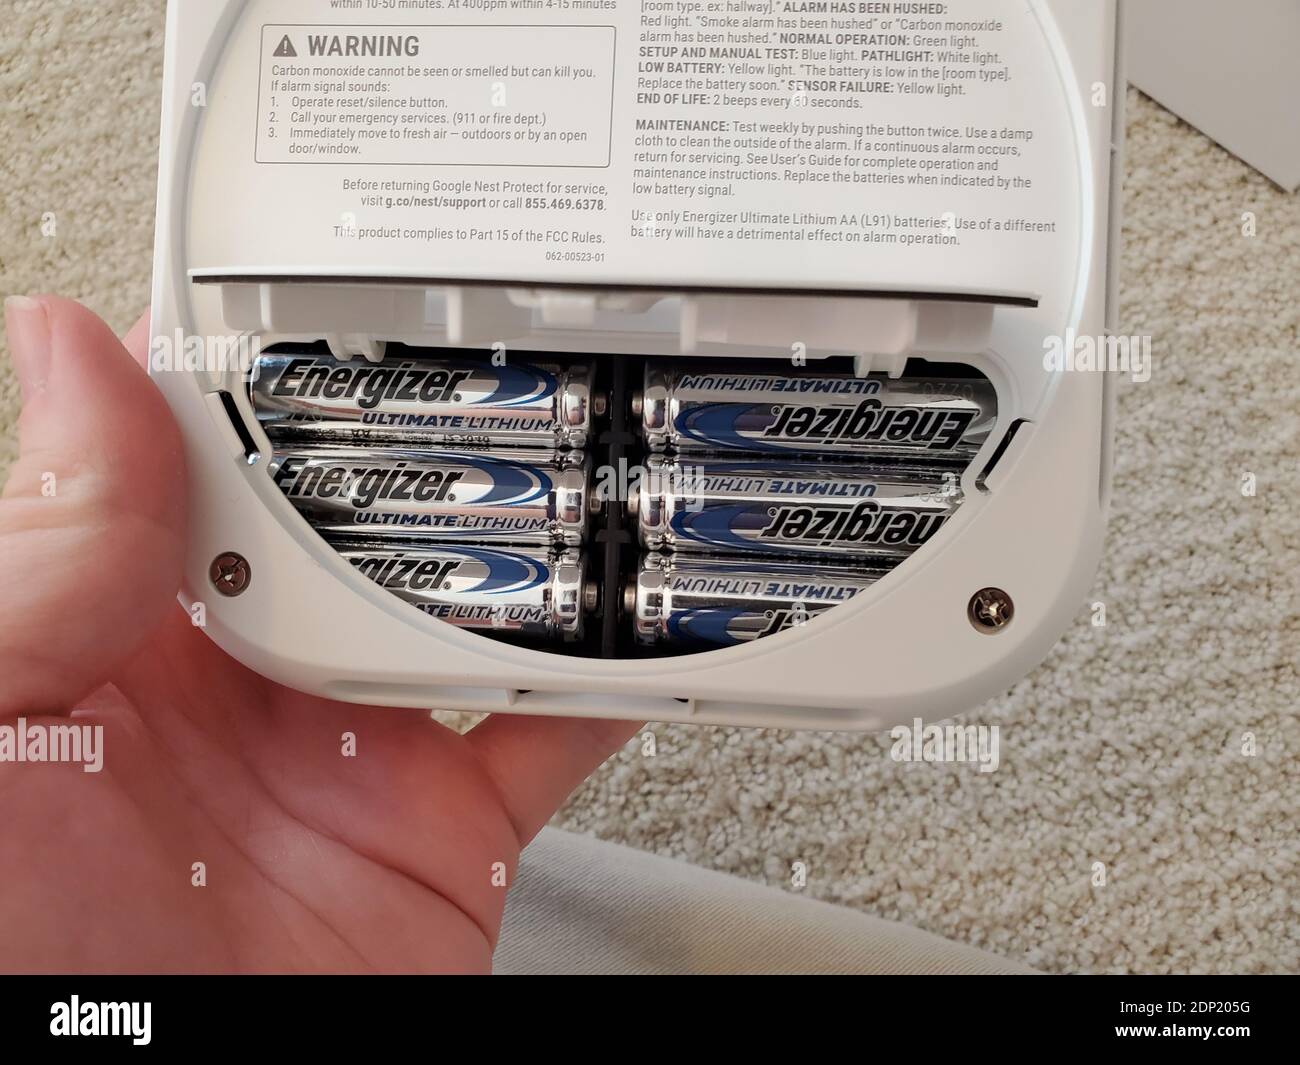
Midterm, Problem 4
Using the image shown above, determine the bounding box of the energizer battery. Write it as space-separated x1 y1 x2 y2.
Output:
270 448 594 547
340 545 593 641
633 458 960 560
251 350 598 450
637 363 995 462
629 554 886 647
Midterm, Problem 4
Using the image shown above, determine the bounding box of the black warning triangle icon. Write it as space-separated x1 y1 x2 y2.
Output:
273 35 297 58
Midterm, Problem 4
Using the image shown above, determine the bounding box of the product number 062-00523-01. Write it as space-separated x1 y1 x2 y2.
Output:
546 251 607 263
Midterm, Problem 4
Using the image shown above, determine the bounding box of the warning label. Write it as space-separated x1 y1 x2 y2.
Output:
255 25 616 168
189 1 1101 305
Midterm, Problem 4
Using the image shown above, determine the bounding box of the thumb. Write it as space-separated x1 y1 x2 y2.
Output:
1 296 187 717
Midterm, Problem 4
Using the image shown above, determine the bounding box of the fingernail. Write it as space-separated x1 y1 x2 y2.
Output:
5 296 52 401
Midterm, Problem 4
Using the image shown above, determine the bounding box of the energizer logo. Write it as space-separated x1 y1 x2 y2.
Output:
275 458 465 510
350 554 461 593
759 502 946 548
763 400 977 451
272 360 473 410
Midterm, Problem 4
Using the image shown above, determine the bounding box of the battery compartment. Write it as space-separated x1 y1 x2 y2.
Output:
249 342 996 661
602 353 997 661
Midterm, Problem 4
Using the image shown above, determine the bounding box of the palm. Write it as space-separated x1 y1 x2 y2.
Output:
0 297 635 974
11 612 520 973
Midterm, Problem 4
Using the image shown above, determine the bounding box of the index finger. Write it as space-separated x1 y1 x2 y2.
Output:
466 715 643 846
122 310 151 370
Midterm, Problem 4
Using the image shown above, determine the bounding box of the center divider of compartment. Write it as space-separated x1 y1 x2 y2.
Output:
596 355 637 659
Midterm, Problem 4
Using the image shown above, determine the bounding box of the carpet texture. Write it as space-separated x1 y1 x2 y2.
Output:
2 2 1297 974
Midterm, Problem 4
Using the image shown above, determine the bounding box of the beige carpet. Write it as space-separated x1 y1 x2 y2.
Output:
3 1 1297 974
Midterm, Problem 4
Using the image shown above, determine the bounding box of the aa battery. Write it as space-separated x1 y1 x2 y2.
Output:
270 448 594 547
251 351 598 451
339 545 593 641
633 457 961 560
629 554 885 647
637 364 995 461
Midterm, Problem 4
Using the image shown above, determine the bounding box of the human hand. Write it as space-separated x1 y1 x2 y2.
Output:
0 295 639 973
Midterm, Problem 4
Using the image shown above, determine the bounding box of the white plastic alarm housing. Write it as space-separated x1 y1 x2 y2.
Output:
150 0 1123 731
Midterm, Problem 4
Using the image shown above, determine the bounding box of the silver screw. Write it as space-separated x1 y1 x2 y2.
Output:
968 588 1014 634
211 553 252 597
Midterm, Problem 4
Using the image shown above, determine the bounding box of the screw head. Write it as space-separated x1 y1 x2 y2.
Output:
968 588 1014 634
210 553 252 598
